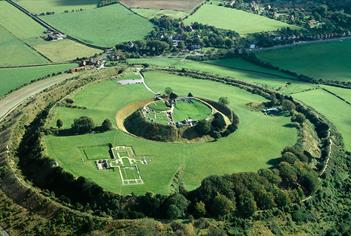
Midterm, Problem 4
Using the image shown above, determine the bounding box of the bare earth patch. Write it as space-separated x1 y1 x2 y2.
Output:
120 0 204 11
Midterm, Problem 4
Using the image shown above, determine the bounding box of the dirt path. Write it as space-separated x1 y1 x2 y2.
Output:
0 74 75 121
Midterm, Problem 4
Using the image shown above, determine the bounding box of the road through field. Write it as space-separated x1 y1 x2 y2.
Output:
0 73 74 121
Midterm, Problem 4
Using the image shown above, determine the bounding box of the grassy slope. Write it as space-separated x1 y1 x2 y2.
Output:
128 57 316 94
45 71 296 194
0 64 76 96
256 39 351 82
184 4 297 35
17 0 98 13
293 89 351 151
0 26 48 66
41 4 154 47
321 85 351 104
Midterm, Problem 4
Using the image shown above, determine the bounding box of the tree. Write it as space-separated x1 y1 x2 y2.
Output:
164 193 189 219
210 193 235 218
71 116 95 134
101 119 113 131
237 192 257 217
291 113 306 124
56 119 63 129
165 87 173 96
169 92 178 101
282 99 296 112
195 120 211 135
188 92 193 97
218 97 229 105
211 113 226 131
193 201 206 217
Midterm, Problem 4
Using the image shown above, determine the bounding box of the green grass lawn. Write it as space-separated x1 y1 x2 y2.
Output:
148 100 170 111
0 64 76 97
173 99 212 122
41 4 154 47
256 39 351 82
184 4 298 35
132 8 187 19
128 57 316 94
293 89 351 151
17 0 98 14
321 85 351 104
45 70 296 195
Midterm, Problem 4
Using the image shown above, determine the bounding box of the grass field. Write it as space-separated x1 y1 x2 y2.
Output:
147 101 170 111
0 26 48 66
0 1 101 62
293 89 351 151
321 85 351 104
132 8 187 19
256 39 351 82
184 4 297 35
120 0 203 11
45 70 296 194
17 0 98 14
173 99 212 122
128 57 316 94
41 4 154 47
0 64 76 97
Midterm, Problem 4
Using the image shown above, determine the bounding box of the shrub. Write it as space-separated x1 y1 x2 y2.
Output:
101 119 113 131
71 116 95 134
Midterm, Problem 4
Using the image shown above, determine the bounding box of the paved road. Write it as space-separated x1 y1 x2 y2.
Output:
0 74 73 121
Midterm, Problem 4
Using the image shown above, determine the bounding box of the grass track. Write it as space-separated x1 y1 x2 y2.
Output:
184 4 297 35
45 71 296 194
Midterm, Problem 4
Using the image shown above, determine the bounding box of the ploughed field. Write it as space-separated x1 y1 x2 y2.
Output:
184 4 298 35
44 70 297 195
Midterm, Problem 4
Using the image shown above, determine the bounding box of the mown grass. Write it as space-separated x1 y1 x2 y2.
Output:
173 99 212 122
128 57 316 94
293 89 351 151
321 85 351 104
45 71 296 194
41 4 154 47
17 0 98 14
0 64 76 96
184 4 297 35
256 39 351 81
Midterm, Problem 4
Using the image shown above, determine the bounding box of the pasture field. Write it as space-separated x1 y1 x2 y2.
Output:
17 0 98 14
0 64 76 97
41 4 154 47
184 4 297 35
321 85 351 104
128 57 317 94
0 26 49 66
45 70 296 194
0 1 100 62
293 89 351 151
132 8 187 19
147 101 170 111
33 39 102 62
256 39 351 82
120 0 204 12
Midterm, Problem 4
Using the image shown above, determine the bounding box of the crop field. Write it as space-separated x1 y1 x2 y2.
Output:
44 71 296 194
256 39 351 82
0 64 76 97
120 0 204 12
184 4 297 35
132 8 187 19
128 57 317 94
17 0 98 14
293 89 351 151
41 4 154 48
